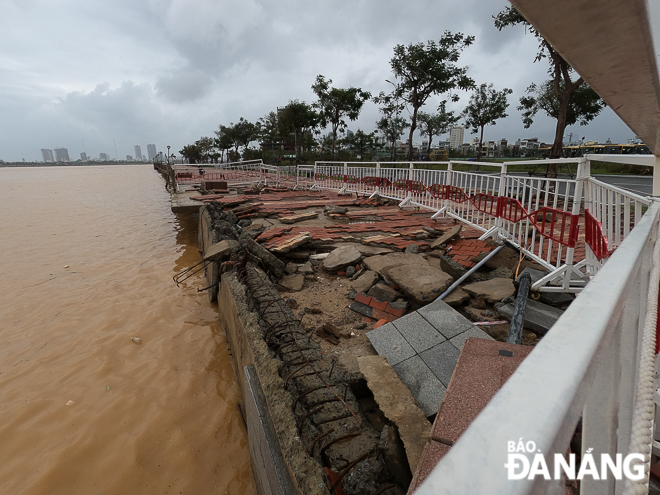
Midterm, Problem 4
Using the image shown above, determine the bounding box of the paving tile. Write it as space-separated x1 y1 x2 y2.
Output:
393 312 445 353
430 338 533 444
409 440 451 493
393 355 446 417
448 327 494 351
366 323 416 366
417 299 474 339
419 341 462 387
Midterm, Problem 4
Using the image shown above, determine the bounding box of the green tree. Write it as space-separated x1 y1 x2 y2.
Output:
494 6 605 170
214 125 235 163
257 111 281 161
343 129 378 161
375 97 410 161
417 102 460 156
462 83 512 161
231 117 257 156
179 144 202 164
278 100 319 165
195 136 215 163
311 75 371 161
380 33 475 160
519 80 604 136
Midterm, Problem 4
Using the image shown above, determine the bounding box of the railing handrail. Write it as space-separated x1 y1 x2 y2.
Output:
415 201 660 494
587 176 652 205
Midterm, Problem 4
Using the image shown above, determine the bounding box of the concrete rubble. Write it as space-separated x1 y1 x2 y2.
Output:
185 184 578 495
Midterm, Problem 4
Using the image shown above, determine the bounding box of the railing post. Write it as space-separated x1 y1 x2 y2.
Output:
493 161 508 239
560 157 588 288
376 162 381 196
653 154 660 197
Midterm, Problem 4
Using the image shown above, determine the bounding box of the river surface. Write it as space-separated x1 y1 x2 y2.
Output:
0 165 256 494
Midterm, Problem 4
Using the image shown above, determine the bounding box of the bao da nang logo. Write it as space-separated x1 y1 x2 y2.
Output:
505 439 646 481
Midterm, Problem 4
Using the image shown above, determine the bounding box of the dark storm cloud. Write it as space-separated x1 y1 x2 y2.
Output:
155 70 214 102
0 0 641 161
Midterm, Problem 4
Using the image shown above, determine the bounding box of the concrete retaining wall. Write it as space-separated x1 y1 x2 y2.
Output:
218 274 327 495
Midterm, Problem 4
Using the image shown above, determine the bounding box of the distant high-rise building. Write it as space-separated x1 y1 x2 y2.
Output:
80 152 88 161
54 148 70 162
134 145 142 162
41 149 55 162
100 153 109 161
126 155 132 161
147 144 157 160
449 127 465 150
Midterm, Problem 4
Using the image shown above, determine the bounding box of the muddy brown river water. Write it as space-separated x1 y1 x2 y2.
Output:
0 165 256 494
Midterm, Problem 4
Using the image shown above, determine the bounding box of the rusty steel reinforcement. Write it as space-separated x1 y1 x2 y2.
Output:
239 264 404 494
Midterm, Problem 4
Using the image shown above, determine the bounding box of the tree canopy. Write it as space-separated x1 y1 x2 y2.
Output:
494 6 605 169
380 33 475 159
519 80 605 130
343 129 379 161
312 75 371 160
278 100 319 165
463 83 512 161
417 102 460 156
374 94 409 161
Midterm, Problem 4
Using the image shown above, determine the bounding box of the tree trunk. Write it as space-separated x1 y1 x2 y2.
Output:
407 106 418 160
548 92 571 178
331 125 337 161
428 134 434 158
477 125 485 162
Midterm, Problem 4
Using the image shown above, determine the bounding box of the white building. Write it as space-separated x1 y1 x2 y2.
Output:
449 126 465 149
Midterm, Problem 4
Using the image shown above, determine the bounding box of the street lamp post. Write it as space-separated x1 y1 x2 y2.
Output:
166 145 171 166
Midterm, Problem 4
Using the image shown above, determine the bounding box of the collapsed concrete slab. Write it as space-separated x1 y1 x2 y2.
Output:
322 245 362 272
350 270 379 293
358 356 431 475
382 264 453 306
462 278 515 304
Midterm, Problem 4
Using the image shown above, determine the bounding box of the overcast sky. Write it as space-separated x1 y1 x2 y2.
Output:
0 0 636 162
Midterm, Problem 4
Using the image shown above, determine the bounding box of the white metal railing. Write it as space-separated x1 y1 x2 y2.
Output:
306 157 653 293
415 201 660 495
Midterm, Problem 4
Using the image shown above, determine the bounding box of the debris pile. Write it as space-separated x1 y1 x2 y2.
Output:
194 187 576 494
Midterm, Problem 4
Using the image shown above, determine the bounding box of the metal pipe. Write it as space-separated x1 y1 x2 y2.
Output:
435 244 506 301
507 272 531 345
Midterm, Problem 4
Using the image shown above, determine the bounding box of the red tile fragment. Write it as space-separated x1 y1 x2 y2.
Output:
370 308 396 322
355 293 372 306
369 300 387 311
384 305 404 317
372 319 389 329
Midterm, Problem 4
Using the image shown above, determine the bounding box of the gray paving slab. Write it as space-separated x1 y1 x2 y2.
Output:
449 327 494 351
393 312 445 353
419 341 462 387
393 355 447 417
366 323 417 366
417 299 474 339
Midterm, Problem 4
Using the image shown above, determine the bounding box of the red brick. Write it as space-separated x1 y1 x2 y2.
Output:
355 293 372 306
337 271 346 276
372 319 389 329
370 299 387 311
371 308 396 322
384 304 404 317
